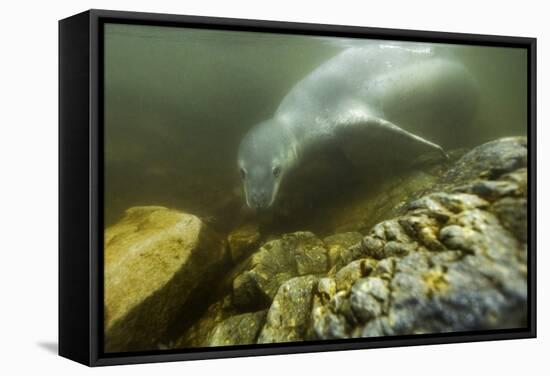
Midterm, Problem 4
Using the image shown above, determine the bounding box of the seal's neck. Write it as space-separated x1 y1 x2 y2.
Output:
274 116 300 172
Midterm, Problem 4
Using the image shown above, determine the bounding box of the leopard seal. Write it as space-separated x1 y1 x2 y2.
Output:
238 44 479 210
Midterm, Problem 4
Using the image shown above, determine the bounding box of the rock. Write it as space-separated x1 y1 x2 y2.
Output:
232 232 328 310
325 168 443 234
334 259 376 292
375 258 396 278
398 214 445 251
206 310 267 346
442 137 527 187
323 232 364 272
175 232 329 347
361 236 385 259
228 223 261 262
383 240 417 257
103 206 227 352
312 303 350 339
350 277 390 322
492 197 528 242
292 233 329 275
257 276 318 343
317 277 337 302
232 271 272 311
173 294 237 348
313 138 528 339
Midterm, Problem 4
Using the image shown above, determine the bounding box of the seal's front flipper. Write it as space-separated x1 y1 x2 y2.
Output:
368 117 449 160
332 113 448 170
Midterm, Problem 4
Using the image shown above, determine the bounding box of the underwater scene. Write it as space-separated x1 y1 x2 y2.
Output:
102 23 529 352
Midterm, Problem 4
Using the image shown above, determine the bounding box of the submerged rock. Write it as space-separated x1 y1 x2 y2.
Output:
207 310 267 346
232 232 328 310
258 275 318 343
175 231 361 348
334 259 377 292
103 206 227 352
313 137 528 339
173 294 237 348
228 223 261 263
442 137 527 187
350 277 390 323
323 232 364 272
321 160 450 235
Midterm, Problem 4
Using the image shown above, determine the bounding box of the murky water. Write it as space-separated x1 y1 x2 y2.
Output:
103 23 527 234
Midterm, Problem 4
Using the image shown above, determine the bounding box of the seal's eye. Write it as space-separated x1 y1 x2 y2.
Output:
240 168 247 180
272 166 281 178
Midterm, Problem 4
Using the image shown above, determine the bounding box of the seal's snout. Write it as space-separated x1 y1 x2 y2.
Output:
249 190 270 210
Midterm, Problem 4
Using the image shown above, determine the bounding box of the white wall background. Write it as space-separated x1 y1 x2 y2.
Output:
0 0 546 374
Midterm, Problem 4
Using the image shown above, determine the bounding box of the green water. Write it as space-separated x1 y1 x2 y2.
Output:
103 23 527 232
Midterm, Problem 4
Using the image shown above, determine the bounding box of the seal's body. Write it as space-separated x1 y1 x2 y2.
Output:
238 45 479 210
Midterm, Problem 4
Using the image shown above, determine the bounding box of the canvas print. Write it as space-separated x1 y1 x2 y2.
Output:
102 23 528 353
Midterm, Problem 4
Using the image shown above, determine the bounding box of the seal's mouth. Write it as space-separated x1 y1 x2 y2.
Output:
243 178 280 211
247 192 271 210
244 186 279 210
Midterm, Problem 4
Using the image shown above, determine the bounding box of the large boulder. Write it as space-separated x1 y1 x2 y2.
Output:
104 206 227 352
313 137 528 339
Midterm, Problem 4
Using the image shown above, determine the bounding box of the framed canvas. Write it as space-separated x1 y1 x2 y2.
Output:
59 9 536 366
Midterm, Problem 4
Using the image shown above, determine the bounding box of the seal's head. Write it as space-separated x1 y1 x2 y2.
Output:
238 118 296 210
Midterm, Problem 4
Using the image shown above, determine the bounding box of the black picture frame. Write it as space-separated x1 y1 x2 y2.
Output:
59 9 537 367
